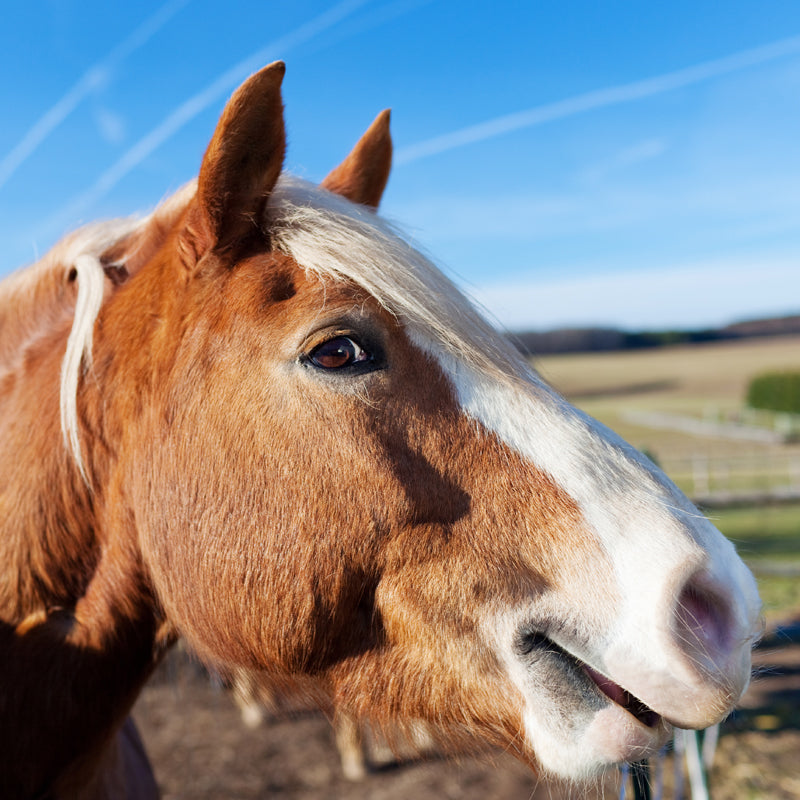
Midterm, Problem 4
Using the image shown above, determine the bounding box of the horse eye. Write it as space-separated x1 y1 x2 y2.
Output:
308 336 370 370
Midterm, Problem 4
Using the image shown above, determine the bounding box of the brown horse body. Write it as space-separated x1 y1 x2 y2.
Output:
0 63 760 798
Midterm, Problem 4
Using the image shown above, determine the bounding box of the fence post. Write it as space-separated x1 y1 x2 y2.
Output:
692 456 709 497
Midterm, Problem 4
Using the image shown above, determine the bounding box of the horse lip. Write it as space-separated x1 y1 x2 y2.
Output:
516 628 662 730
583 664 662 729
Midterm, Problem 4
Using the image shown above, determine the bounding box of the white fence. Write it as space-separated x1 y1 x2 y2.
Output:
656 453 800 504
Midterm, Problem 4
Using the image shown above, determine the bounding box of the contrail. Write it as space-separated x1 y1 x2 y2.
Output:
396 34 800 165
0 0 190 190
42 0 372 237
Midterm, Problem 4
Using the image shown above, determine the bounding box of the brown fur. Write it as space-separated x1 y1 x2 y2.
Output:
0 62 604 797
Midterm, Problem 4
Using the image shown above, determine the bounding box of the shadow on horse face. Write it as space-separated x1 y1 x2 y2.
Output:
0 61 761 796
130 258 556 666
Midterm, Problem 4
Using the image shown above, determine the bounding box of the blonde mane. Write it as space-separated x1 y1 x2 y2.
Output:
43 185 194 479
57 176 532 478
270 176 531 382
0 217 143 482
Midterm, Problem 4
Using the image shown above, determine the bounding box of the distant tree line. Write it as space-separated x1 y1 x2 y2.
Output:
510 314 800 355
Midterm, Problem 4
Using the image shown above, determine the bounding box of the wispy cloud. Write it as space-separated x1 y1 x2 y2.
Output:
0 0 190 190
469 253 800 331
388 169 800 245
40 0 373 239
395 34 800 165
93 107 127 146
578 138 668 185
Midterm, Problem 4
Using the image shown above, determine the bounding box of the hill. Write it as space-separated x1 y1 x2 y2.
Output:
512 314 800 355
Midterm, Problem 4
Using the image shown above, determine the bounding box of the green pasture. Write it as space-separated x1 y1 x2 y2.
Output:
711 503 800 623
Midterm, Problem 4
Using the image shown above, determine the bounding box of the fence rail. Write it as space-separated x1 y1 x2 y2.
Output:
656 453 800 504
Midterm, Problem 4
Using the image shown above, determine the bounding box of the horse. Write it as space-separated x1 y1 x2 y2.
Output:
0 61 761 799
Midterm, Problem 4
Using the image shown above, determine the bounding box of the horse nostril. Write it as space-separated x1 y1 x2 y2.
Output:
674 575 733 661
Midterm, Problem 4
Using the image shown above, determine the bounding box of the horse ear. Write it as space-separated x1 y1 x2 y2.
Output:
321 109 392 210
195 62 286 253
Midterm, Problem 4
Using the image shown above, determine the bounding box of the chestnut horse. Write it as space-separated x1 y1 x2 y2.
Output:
0 62 760 799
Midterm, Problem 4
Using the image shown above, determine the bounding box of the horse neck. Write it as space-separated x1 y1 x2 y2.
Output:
0 251 169 798
0 260 95 616
0 196 193 616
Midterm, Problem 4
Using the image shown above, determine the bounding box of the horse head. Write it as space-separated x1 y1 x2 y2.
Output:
30 62 761 785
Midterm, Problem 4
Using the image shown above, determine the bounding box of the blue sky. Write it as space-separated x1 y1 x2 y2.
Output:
1 0 799 331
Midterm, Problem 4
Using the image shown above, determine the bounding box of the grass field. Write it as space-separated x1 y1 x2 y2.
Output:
534 335 800 622
712 503 800 623
535 333 800 455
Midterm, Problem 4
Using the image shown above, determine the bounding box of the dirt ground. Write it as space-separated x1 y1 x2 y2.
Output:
133 623 800 800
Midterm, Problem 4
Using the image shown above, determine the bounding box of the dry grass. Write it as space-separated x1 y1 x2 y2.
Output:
534 334 800 406
533 334 800 465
